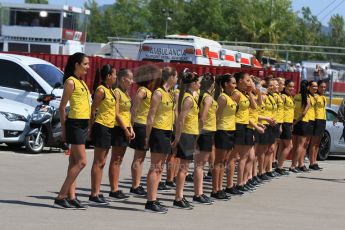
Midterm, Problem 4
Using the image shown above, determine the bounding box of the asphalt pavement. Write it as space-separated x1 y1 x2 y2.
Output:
0 145 344 230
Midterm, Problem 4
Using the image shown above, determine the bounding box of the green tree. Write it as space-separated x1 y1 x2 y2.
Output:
25 0 48 3
84 0 106 42
328 14 345 47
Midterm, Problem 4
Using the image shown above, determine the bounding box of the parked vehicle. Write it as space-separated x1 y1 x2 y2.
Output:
0 96 34 147
318 107 345 160
0 53 63 109
24 83 68 153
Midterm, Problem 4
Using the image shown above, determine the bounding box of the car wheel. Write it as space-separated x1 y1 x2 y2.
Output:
318 132 330 161
24 133 45 153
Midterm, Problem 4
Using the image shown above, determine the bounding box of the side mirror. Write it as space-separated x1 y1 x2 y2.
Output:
20 81 34 91
54 82 62 89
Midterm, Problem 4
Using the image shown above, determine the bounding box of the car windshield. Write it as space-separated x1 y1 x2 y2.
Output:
29 64 63 88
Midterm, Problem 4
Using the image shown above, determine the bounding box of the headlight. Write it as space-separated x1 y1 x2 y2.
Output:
32 113 45 121
0 111 27 122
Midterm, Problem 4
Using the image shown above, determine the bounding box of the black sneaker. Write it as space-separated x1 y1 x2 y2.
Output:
289 167 301 173
185 174 194 182
236 185 250 193
248 179 260 187
145 200 168 214
258 174 271 181
193 194 212 205
157 182 171 191
244 183 255 192
130 185 147 196
165 180 176 188
224 186 244 196
173 199 193 210
275 168 287 176
53 198 75 210
298 165 310 173
253 176 263 184
210 190 230 200
202 194 214 203
203 172 212 181
89 194 109 205
68 198 88 210
109 190 129 201
309 164 323 171
272 161 278 169
266 171 276 178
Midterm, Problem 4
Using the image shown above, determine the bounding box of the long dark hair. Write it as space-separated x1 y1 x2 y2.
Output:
282 79 293 96
300 80 309 108
214 73 233 100
197 72 215 107
116 68 132 89
161 66 177 87
178 70 198 113
63 52 87 83
134 64 161 92
93 64 115 92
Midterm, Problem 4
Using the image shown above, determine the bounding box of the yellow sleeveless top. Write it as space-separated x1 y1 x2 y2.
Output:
95 85 116 128
114 88 131 127
248 95 258 129
294 94 309 122
67 76 90 119
258 97 268 125
200 92 217 132
234 89 250 124
283 94 294 123
315 94 326 120
134 86 151 125
306 94 316 121
264 94 277 122
217 92 237 131
182 92 199 135
274 93 284 124
153 88 174 131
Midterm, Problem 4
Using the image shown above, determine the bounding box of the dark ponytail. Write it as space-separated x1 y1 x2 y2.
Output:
300 80 309 108
178 70 198 113
63 52 87 83
197 72 215 107
161 67 177 87
282 79 293 96
214 73 232 100
93 64 114 92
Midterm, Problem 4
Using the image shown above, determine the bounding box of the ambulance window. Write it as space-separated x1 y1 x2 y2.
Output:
142 59 164 62
170 60 193 64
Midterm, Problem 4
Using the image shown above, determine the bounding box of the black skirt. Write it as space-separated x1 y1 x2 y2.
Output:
65 118 89 145
197 131 215 152
215 130 235 150
313 119 326 137
129 123 148 151
111 126 129 147
177 133 197 160
91 122 112 149
293 121 312 137
280 123 293 140
149 128 172 154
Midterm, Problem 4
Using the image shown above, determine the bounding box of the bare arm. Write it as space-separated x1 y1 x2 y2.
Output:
89 87 104 129
145 90 161 145
231 91 240 104
173 97 193 146
114 90 131 138
248 91 257 109
216 95 226 126
59 79 74 141
199 95 212 131
130 88 146 126
294 100 310 124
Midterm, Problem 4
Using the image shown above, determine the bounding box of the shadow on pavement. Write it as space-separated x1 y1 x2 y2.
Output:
297 176 345 183
0 199 53 208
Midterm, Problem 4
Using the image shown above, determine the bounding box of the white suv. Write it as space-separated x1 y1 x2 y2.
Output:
0 53 63 108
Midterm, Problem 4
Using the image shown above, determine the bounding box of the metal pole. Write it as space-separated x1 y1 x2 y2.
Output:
165 17 168 36
329 70 334 106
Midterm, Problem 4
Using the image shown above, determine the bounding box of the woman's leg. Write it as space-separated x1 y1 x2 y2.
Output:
131 149 146 188
236 145 251 186
256 144 268 175
166 153 178 182
57 144 87 199
91 147 109 196
109 146 126 192
146 153 167 201
212 149 226 192
309 136 322 165
175 159 191 200
277 140 292 169
194 151 210 196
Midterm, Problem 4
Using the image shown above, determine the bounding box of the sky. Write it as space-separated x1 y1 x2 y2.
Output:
2 0 345 26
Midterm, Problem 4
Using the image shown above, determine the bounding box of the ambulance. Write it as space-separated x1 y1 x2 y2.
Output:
138 34 242 67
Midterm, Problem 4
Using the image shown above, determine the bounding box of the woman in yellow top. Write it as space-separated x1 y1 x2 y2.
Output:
309 80 327 170
171 71 200 209
276 80 295 175
55 52 90 210
193 72 217 204
108 68 135 201
308 80 327 170
231 72 257 193
211 73 236 200
88 64 117 205
290 80 310 173
129 65 161 196
145 67 177 213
